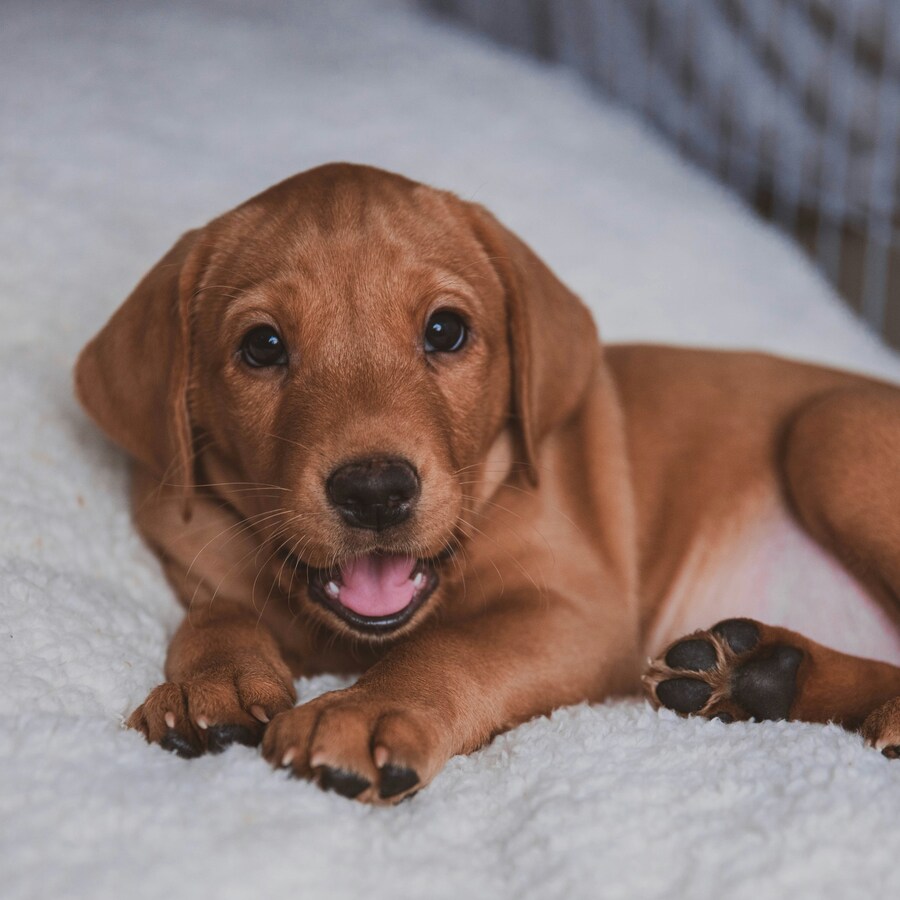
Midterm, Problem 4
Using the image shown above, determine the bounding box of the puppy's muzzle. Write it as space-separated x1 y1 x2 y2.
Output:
326 457 420 531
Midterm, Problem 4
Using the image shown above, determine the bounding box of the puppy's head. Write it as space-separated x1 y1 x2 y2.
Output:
76 164 598 639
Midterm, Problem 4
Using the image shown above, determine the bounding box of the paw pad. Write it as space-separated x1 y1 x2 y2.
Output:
711 618 760 654
645 621 804 724
664 638 717 672
731 644 803 721
378 764 419 799
316 766 371 799
656 677 713 713
160 729 200 759
206 723 259 754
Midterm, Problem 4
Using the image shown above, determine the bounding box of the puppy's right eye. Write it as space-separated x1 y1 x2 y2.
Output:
424 310 467 354
240 325 288 368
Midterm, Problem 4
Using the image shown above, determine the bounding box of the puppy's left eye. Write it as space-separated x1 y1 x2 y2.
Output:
240 325 288 367
424 310 467 353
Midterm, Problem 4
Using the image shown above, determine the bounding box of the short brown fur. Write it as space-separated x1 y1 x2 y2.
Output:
76 164 900 802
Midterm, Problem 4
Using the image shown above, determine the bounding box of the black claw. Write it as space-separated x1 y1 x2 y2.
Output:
206 723 259 754
317 766 371 799
732 644 803 721
711 619 760 654
378 764 419 799
656 677 713 713
160 728 201 759
665 638 717 672
881 746 900 759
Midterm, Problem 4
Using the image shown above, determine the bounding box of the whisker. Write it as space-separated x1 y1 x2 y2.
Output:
252 511 321 620
194 506 316 621
452 519 503 607
263 431 316 454
460 499 557 574
457 477 589 546
163 479 290 492
185 507 291 591
455 513 547 600
189 523 285 624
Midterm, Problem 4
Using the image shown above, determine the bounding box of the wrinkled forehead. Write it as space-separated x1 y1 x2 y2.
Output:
203 169 491 298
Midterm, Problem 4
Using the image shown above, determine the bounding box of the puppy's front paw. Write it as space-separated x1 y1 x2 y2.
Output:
127 661 296 758
262 688 447 804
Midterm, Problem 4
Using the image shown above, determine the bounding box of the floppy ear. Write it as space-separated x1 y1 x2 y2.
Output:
464 204 599 484
75 229 202 517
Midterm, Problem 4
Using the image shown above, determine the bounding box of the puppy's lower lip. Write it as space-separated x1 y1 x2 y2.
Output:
304 555 440 635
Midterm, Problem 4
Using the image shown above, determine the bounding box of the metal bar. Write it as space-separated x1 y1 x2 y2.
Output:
861 2 899 331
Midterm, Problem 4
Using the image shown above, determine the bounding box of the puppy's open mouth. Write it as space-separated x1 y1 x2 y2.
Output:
305 554 439 635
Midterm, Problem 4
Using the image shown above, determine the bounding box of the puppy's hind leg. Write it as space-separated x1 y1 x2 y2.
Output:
644 618 900 751
647 383 900 754
783 383 900 610
777 382 900 755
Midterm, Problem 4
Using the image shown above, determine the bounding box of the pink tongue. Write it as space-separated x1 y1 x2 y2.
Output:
338 554 417 617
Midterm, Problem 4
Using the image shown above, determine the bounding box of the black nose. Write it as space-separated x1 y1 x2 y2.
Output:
326 457 420 531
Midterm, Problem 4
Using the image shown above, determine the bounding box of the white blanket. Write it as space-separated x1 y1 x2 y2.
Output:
2 2 899 898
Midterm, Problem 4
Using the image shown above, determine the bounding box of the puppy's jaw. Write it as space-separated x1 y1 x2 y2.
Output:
255 459 460 641
279 546 453 642
305 554 442 638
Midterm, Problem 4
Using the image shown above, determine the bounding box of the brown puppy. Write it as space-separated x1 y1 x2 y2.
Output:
75 163 900 803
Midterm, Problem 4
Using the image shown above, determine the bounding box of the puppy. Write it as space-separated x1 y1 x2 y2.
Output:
75 163 900 803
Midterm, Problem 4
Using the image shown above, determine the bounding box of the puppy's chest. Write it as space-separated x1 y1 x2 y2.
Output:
647 497 900 665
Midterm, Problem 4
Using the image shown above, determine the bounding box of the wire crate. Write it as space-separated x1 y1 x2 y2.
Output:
427 0 900 347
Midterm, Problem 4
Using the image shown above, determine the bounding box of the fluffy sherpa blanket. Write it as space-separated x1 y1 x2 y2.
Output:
2 2 899 898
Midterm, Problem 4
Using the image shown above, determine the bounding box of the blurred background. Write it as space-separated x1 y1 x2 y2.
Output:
428 0 900 348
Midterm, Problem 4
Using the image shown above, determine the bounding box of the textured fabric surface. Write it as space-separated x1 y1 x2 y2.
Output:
2 2 899 898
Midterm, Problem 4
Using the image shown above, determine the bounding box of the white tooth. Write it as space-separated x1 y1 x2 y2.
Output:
325 580 340 599
413 572 425 588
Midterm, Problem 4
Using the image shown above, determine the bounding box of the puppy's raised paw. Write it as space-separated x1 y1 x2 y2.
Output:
127 661 296 757
262 688 447 804
643 619 805 724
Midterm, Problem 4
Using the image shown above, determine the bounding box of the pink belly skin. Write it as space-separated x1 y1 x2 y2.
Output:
646 500 900 666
